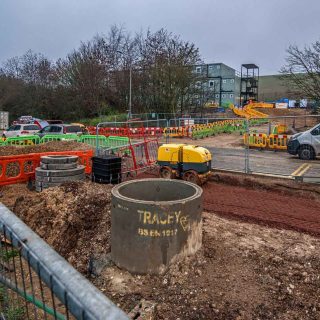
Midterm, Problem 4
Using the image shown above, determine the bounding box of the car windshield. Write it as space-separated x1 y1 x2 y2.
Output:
65 126 81 133
8 125 21 131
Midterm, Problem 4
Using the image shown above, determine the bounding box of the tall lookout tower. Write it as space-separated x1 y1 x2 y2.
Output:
240 64 259 106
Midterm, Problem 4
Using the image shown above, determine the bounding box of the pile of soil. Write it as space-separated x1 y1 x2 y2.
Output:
1 178 320 318
0 141 93 156
11 181 112 273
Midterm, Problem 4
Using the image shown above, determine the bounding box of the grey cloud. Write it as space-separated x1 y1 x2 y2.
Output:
0 0 319 74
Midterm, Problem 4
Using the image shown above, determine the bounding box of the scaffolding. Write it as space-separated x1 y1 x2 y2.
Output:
240 64 259 106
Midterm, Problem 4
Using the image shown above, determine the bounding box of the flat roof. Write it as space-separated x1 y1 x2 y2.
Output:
242 63 259 69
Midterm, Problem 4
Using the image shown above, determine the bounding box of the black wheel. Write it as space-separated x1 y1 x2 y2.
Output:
298 145 315 160
159 166 173 179
182 170 200 185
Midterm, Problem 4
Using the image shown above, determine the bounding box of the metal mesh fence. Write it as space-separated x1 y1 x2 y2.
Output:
171 115 320 182
0 204 128 320
164 114 320 183
246 114 320 183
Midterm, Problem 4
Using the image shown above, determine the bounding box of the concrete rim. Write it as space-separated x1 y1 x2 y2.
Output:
111 178 203 205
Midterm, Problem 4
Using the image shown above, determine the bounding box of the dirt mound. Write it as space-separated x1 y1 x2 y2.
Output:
2 179 320 318
91 213 320 319
0 141 93 156
12 181 112 273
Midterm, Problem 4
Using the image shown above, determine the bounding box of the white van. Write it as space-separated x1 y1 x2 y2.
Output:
287 123 320 160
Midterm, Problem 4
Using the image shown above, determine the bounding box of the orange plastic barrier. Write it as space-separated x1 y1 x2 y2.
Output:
243 133 268 148
88 126 164 138
268 134 289 150
0 150 93 186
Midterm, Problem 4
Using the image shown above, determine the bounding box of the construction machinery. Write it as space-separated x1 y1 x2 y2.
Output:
157 144 212 184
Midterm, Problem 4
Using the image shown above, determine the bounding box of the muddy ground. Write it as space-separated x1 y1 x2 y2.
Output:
1 174 320 319
1 128 320 319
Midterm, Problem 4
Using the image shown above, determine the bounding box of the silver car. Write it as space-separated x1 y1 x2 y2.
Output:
36 124 84 138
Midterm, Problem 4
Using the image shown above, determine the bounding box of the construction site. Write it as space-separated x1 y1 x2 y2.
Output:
0 98 319 319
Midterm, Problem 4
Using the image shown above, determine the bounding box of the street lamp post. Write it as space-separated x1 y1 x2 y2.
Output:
128 67 132 119
116 50 132 120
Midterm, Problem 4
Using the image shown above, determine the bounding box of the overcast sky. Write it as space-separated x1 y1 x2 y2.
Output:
0 0 319 75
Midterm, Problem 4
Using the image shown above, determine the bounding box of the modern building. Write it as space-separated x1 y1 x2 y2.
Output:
192 63 241 108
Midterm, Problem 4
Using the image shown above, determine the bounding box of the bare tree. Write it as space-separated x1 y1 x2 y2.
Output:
0 25 202 120
281 41 320 111
134 28 201 114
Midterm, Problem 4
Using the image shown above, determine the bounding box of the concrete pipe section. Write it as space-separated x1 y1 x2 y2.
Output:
111 178 203 274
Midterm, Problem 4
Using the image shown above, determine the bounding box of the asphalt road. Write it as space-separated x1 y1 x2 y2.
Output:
207 147 320 181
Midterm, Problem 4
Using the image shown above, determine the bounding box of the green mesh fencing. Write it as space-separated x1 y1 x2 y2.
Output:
105 136 129 148
39 134 79 144
4 135 40 146
79 135 107 147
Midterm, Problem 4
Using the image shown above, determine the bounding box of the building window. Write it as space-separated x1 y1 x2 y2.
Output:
222 79 227 83
196 67 201 73
209 80 214 87
216 65 220 69
208 65 213 70
230 94 234 98
222 94 226 98
230 79 234 83
215 94 219 98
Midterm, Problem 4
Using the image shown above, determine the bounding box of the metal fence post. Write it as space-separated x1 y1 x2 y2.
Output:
244 118 251 174
0 204 129 320
96 123 101 156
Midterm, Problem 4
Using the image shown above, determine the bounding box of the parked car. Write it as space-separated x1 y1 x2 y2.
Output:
36 124 84 138
70 122 89 134
2 124 40 138
46 120 64 125
287 123 320 160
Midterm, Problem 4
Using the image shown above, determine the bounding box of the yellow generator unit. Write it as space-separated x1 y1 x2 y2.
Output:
157 144 212 184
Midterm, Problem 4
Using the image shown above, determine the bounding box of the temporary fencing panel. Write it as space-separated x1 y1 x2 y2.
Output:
163 127 184 137
268 134 289 150
79 134 108 147
190 120 246 139
4 135 40 146
272 124 287 135
90 126 165 139
0 204 128 320
40 134 79 143
103 139 159 178
0 150 93 186
105 136 129 148
243 133 268 148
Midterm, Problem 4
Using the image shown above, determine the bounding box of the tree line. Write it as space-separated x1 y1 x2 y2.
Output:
1 26 319 121
0 26 202 121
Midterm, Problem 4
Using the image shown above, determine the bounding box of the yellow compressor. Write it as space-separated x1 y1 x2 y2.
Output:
157 144 212 185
